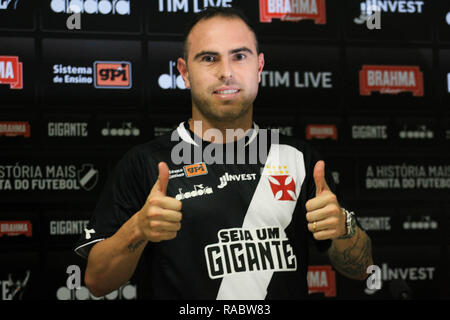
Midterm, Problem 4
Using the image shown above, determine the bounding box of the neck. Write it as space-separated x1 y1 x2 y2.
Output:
189 108 253 144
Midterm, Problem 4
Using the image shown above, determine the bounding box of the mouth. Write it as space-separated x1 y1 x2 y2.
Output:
213 88 241 98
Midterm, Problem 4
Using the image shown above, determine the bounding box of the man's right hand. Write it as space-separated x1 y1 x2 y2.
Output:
137 162 182 242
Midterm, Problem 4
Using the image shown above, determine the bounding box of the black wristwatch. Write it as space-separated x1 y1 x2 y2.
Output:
338 208 356 239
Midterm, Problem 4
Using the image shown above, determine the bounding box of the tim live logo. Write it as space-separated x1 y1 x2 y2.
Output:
259 0 326 24
359 65 424 96
0 56 23 90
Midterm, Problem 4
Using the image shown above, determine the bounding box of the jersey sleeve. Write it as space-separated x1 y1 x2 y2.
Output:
304 144 340 253
74 146 155 259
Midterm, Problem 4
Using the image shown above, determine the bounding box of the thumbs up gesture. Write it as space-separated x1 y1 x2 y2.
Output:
137 162 183 242
305 161 346 240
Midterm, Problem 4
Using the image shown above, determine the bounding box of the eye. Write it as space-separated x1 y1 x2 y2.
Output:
234 53 246 61
201 55 216 63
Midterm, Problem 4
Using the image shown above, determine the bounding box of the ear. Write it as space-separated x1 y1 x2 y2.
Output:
257 53 265 83
177 57 191 89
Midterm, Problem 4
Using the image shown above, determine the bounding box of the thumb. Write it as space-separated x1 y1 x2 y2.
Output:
150 162 170 197
313 160 330 195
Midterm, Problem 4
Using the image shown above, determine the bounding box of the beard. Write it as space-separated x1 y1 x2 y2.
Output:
191 88 254 123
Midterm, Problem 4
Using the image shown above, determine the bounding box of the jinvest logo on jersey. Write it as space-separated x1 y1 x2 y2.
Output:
0 56 23 90
259 0 326 24
94 61 131 89
0 0 19 10
217 172 257 189
359 65 424 96
50 0 130 15
205 226 297 279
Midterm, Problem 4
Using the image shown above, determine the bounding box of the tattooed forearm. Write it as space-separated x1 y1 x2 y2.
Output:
128 239 146 252
328 228 373 280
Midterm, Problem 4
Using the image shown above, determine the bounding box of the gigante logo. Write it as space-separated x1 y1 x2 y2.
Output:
50 0 130 15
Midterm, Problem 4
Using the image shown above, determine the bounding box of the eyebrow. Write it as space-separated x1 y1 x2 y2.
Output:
193 47 254 61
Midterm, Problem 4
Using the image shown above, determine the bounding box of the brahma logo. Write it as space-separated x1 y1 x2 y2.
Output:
306 124 337 140
0 56 23 90
359 65 424 96
0 121 30 138
265 165 296 201
259 0 326 24
307 265 336 297
0 221 32 237
94 61 132 89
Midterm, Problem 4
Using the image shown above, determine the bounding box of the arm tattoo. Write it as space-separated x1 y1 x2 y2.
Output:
128 239 146 253
328 230 373 279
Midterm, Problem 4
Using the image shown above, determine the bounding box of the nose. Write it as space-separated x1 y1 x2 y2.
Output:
217 58 233 81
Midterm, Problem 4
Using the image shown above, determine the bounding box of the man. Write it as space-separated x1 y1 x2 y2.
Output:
75 7 373 299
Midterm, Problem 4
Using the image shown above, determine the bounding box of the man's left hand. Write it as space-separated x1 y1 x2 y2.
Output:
306 160 346 240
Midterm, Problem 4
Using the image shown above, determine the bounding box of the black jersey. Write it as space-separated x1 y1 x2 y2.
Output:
74 120 336 300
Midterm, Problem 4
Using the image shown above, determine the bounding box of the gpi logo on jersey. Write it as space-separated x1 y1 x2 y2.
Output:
359 65 424 96
183 162 208 178
94 61 131 89
259 0 326 24
50 0 130 15
0 56 23 90
307 265 336 297
265 164 296 201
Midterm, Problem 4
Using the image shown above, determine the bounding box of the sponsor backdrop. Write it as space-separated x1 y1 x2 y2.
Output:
0 0 449 300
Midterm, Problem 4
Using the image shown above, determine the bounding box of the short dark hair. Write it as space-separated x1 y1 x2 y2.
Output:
182 6 259 61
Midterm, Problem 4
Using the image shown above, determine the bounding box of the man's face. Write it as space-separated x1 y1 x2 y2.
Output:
178 16 264 123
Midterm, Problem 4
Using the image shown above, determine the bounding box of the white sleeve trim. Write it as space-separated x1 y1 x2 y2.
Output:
74 238 105 259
